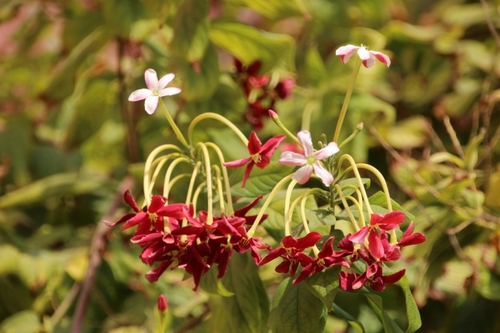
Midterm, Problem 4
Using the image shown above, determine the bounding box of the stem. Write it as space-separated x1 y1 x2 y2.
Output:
338 122 363 150
300 191 321 256
185 161 202 207
247 175 292 237
335 184 362 232
338 154 373 217
162 157 190 198
188 112 249 147
270 112 301 146
211 165 226 213
356 163 393 212
301 100 319 132
205 142 234 215
196 142 213 224
284 180 298 236
333 59 362 143
164 174 190 199
192 182 207 214
144 144 181 205
159 99 189 148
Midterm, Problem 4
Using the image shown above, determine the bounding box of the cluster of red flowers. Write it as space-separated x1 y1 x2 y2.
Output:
109 190 425 292
259 211 426 291
107 190 269 290
233 58 294 129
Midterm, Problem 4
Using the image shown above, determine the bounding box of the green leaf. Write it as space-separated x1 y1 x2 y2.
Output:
230 162 290 198
177 43 220 101
0 310 40 333
385 116 428 149
396 276 422 333
331 303 365 333
210 20 296 72
304 266 341 310
0 245 20 276
102 0 146 38
199 266 235 297
269 278 327 333
226 0 307 20
43 27 108 101
364 293 404 333
171 0 210 62
0 172 104 209
0 115 31 186
463 131 485 171
207 253 269 333
336 178 371 198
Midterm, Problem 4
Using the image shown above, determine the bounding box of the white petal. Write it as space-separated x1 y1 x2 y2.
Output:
292 165 313 184
128 88 152 101
313 162 333 186
144 69 159 89
335 45 358 56
297 130 314 157
158 87 181 97
145 96 159 114
158 73 175 89
279 151 307 167
314 142 339 160
357 47 371 61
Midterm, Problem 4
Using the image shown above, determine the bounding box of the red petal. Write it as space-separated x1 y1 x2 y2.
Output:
247 131 262 155
367 229 384 259
149 196 167 213
260 134 286 157
123 190 140 212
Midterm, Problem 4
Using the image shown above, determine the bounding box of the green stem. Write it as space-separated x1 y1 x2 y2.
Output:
159 99 189 148
205 142 234 215
162 157 190 198
269 111 301 146
196 142 213 224
333 59 362 143
301 100 319 132
247 175 292 237
335 184 362 232
188 112 249 147
284 180 298 236
338 122 363 150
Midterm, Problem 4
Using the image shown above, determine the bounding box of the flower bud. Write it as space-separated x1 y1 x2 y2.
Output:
268 109 278 119
157 294 168 312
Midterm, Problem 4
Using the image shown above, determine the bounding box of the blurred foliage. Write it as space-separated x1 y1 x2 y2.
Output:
0 0 499 332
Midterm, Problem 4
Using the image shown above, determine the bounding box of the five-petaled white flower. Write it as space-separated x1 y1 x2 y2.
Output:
279 130 339 186
335 44 391 68
128 69 181 114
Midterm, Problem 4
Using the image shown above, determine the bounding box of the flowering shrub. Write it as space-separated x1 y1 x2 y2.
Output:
107 43 426 332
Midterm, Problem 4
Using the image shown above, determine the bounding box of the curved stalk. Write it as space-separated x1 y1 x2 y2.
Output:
188 112 248 147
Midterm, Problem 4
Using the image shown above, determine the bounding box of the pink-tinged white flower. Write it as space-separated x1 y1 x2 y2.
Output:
335 44 391 68
279 130 339 186
128 69 181 114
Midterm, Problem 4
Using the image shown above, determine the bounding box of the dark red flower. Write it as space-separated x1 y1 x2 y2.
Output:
339 263 406 292
224 131 286 187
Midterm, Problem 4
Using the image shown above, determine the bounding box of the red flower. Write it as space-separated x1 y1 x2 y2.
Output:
397 222 426 247
339 263 405 292
224 131 286 187
293 236 350 284
259 232 322 278
348 211 406 259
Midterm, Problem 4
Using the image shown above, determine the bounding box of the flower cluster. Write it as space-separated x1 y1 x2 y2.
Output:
106 191 269 290
233 58 294 129
260 211 425 291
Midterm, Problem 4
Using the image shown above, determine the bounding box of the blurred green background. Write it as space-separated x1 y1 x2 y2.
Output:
0 0 500 332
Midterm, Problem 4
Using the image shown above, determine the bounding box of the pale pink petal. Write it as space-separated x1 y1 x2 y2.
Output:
292 165 313 184
349 227 369 244
312 162 333 186
370 51 391 67
158 73 175 89
335 44 359 64
279 151 306 166
128 88 152 101
314 142 339 160
158 87 181 97
144 68 159 89
145 95 159 114
356 46 371 61
297 130 314 156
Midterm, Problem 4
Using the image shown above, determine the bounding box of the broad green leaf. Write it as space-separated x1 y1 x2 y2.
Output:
44 27 108 101
199 266 235 297
0 115 31 186
171 0 210 62
0 172 103 209
269 278 327 333
336 178 371 198
463 131 484 171
102 0 146 38
332 303 365 333
230 162 290 198
177 43 220 101
304 266 341 310
364 293 404 333
442 4 489 28
62 78 117 150
395 276 422 333
226 0 307 20
0 310 40 333
207 253 269 333
306 209 336 231
210 20 296 72
385 116 428 149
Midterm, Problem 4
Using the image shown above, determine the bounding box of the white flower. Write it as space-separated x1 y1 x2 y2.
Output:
279 130 339 186
335 44 391 68
128 69 181 114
